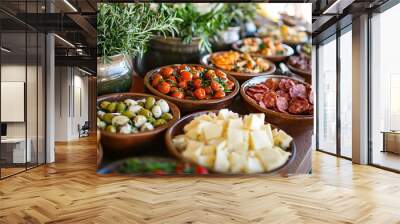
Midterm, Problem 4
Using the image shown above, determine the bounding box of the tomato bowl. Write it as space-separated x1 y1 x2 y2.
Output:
144 64 240 113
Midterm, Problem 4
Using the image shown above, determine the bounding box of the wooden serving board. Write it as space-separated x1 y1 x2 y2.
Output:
100 73 312 176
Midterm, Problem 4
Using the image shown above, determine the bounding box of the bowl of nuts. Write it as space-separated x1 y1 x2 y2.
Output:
97 93 180 153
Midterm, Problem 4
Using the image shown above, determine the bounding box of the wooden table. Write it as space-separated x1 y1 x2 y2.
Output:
101 73 313 176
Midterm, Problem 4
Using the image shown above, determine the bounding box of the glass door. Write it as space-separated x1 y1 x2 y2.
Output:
317 36 337 155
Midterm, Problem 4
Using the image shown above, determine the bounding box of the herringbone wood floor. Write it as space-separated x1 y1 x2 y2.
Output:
0 136 400 224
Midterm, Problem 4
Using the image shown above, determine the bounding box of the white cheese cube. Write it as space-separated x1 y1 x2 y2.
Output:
214 147 230 173
274 130 293 149
184 120 200 133
203 122 224 141
261 124 274 145
172 134 187 152
201 145 216 156
243 113 265 130
227 118 244 129
182 140 204 163
249 129 273 151
255 146 291 171
218 109 239 120
227 128 249 152
229 152 247 173
245 152 264 173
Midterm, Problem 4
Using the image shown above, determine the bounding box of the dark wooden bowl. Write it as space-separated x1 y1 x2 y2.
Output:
240 75 313 129
200 52 276 83
286 61 311 84
97 92 181 154
165 110 296 175
232 39 294 62
144 64 240 113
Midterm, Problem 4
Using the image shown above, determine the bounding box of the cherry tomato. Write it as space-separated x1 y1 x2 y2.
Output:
195 166 208 174
214 90 226 99
196 66 205 72
216 70 227 79
160 67 174 78
171 91 184 99
225 80 235 90
211 81 223 92
152 74 163 87
193 79 202 88
179 64 188 71
204 86 213 95
192 71 200 79
157 81 171 94
178 81 187 89
180 71 192 82
205 70 216 80
170 86 178 93
166 76 177 85
194 88 206 100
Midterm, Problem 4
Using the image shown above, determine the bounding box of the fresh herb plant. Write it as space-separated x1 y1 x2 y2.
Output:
97 3 180 62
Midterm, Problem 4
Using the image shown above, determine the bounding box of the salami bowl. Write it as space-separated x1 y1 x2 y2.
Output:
240 75 313 128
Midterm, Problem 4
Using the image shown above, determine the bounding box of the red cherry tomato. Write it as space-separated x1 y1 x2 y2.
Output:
160 67 174 78
166 76 177 85
179 64 188 71
204 86 213 95
157 81 171 94
214 90 226 99
180 71 192 82
193 79 202 88
225 80 235 90
152 74 163 87
178 81 187 89
211 81 223 92
194 88 206 100
195 166 208 174
171 91 184 99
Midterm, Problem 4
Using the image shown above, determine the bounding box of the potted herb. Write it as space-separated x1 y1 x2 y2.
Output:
213 3 258 50
97 3 178 95
135 3 227 74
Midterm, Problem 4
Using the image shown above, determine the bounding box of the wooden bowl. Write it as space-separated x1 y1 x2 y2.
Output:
240 75 313 129
165 110 296 175
97 92 181 154
144 64 240 113
232 39 294 62
200 52 276 83
286 61 311 84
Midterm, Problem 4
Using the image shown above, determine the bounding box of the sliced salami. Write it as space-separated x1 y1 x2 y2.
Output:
247 86 265 93
289 83 307 99
265 78 279 91
276 96 288 112
288 98 309 115
253 93 264 101
276 90 290 100
263 91 277 109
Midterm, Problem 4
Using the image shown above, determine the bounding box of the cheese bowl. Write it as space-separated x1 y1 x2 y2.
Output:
165 110 296 175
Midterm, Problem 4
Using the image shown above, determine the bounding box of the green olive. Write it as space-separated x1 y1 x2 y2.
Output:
99 101 111 110
154 119 167 127
106 125 117 133
107 102 118 113
161 112 173 121
138 108 152 118
138 101 145 107
145 96 156 109
122 111 135 119
116 102 126 113
102 113 114 124
147 116 156 125
97 117 106 129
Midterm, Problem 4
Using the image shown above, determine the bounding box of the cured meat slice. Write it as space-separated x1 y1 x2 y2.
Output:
259 100 266 109
278 79 287 90
276 96 288 112
253 93 264 101
278 79 295 91
263 91 277 109
288 99 309 115
265 78 279 91
276 90 290 100
289 84 307 99
247 87 265 93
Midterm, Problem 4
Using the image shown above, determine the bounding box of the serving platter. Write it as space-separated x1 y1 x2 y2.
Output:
232 39 294 62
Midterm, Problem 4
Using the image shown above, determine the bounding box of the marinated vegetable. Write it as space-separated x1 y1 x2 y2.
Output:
209 51 272 73
238 37 287 57
97 96 173 134
150 64 235 100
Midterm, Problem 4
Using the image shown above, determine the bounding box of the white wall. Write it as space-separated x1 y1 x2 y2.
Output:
54 66 89 141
